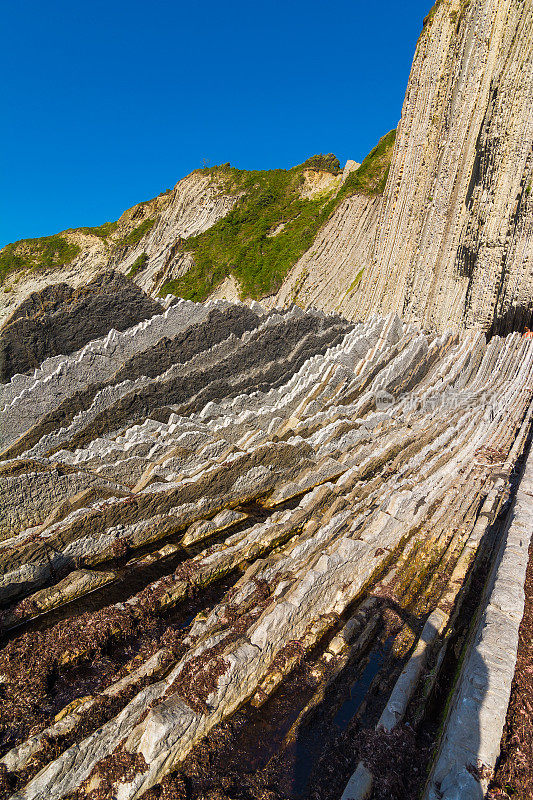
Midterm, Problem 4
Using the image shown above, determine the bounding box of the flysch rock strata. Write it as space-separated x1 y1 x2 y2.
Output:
1 294 532 800
2 2 531 342
0 271 163 383
271 0 533 335
423 419 533 800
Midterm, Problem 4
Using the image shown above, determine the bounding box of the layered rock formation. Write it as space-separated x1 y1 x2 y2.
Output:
0 1 532 796
354 0 533 333
0 164 349 325
1 292 532 799
277 0 533 334
0 272 163 382
273 193 380 316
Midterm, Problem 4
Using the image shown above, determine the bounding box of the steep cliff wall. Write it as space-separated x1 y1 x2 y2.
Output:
273 194 381 314
353 0 533 332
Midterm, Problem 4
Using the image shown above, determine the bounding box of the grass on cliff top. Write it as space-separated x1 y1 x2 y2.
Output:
337 129 396 201
298 153 341 174
160 135 395 302
0 215 156 286
0 235 81 285
69 221 119 239
160 164 340 301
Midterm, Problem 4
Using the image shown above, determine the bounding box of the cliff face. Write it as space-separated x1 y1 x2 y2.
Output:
0 173 240 325
2 1 530 334
352 0 533 332
0 164 348 324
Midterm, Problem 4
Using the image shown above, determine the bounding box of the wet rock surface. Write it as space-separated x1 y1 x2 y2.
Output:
1 295 532 800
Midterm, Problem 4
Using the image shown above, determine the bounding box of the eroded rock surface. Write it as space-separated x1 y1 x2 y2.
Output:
1 293 532 800
0 272 162 382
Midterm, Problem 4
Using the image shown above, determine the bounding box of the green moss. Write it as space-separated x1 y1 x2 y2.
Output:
290 268 310 305
121 218 156 248
337 129 396 201
335 268 365 311
347 268 365 294
0 235 81 285
127 251 149 277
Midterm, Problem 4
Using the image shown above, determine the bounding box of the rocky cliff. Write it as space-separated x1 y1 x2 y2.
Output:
2 0 531 334
282 0 533 333
355 0 533 333
0 159 355 326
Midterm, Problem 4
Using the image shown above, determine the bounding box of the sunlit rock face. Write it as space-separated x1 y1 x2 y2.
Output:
353 0 533 332
1 289 532 799
274 1 533 334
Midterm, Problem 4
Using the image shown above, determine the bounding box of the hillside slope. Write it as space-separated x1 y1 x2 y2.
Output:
0 174 239 324
0 155 369 325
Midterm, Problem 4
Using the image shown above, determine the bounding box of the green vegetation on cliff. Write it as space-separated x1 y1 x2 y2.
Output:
0 236 81 285
0 211 159 286
298 153 341 174
161 134 395 302
0 132 395 298
120 218 156 248
160 163 341 301
337 129 396 200
127 251 149 277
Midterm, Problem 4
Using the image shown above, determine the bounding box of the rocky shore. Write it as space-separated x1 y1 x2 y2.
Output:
1 293 532 799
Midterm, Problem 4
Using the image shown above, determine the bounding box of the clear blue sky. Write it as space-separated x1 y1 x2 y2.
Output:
0 0 434 248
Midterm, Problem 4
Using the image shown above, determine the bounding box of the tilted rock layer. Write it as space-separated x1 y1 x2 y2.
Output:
292 0 533 333
0 271 163 382
1 293 532 799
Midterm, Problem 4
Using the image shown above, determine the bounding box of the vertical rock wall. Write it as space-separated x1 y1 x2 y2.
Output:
343 0 533 332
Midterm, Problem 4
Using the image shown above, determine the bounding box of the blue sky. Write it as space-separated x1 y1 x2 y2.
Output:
0 0 434 247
